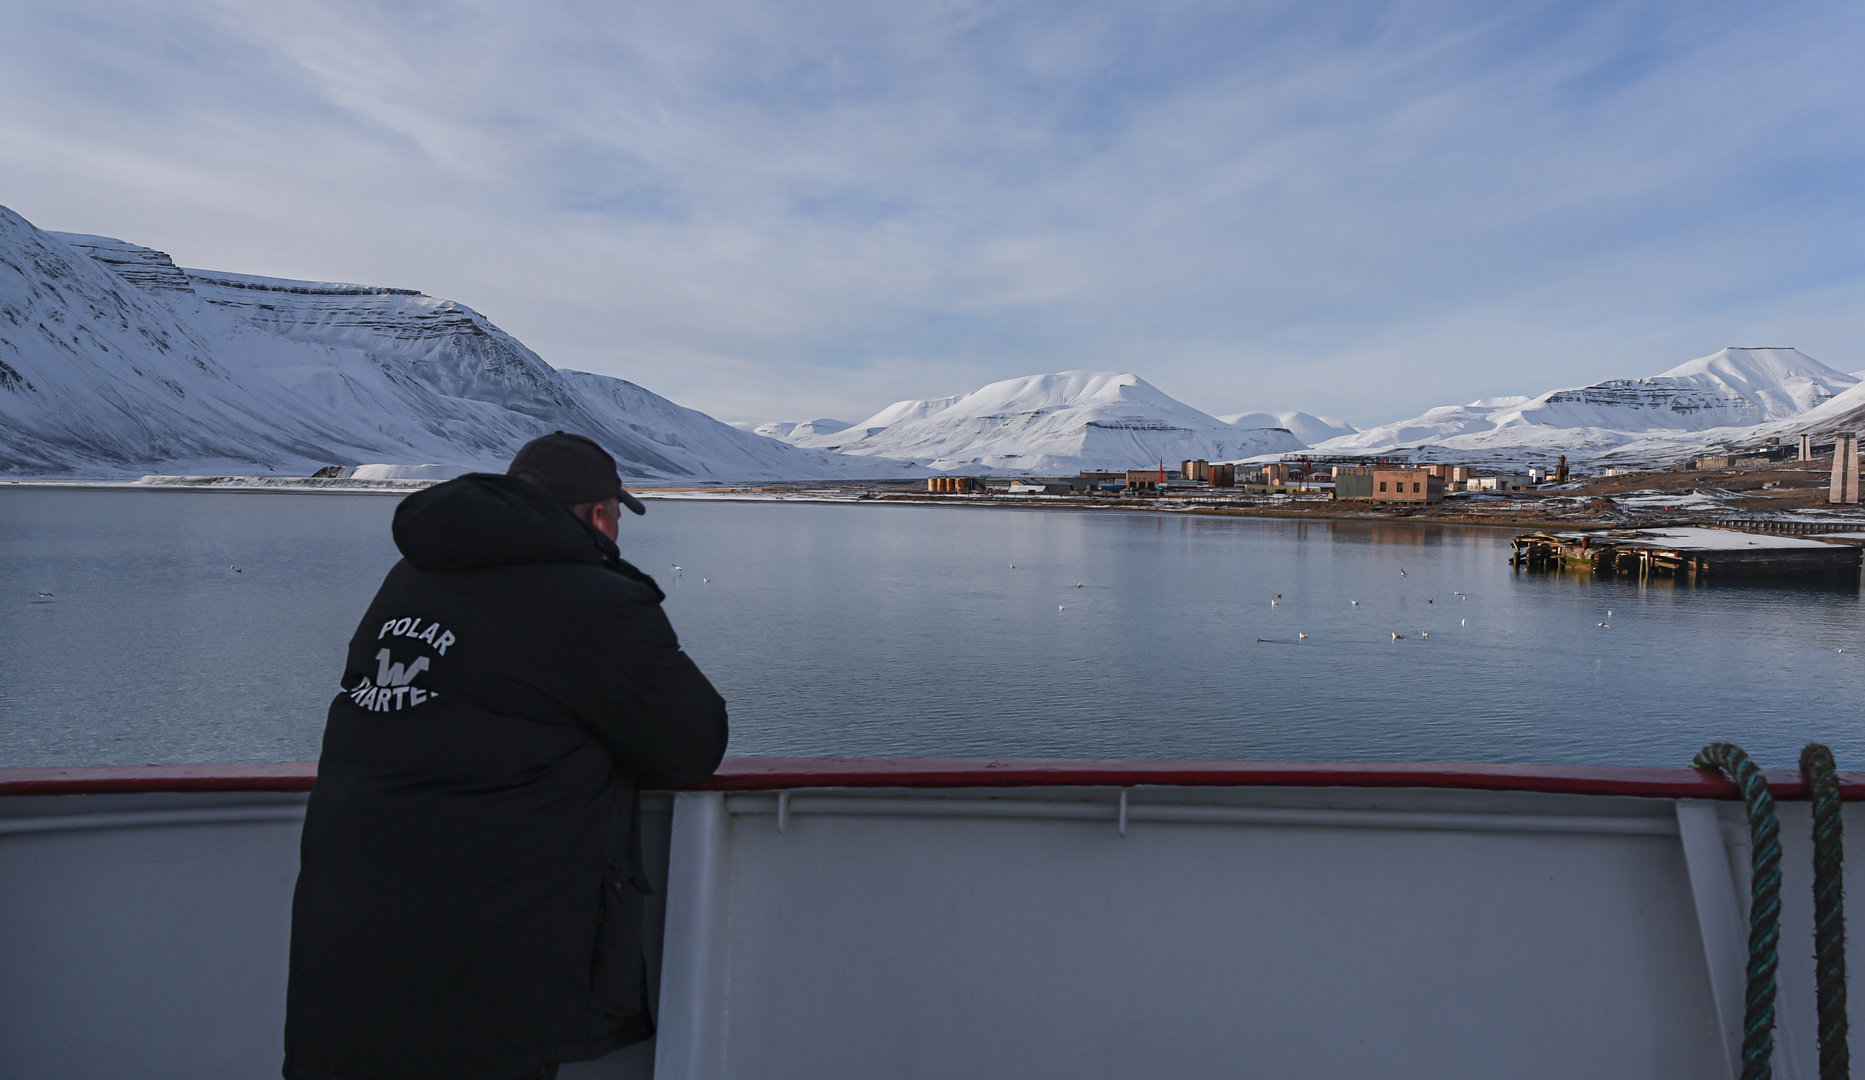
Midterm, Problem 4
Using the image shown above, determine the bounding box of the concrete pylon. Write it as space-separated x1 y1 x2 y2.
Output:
1830 433 1859 504
1799 434 1813 461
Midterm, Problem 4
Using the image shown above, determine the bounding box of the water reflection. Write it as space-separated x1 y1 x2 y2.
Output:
2 488 1861 768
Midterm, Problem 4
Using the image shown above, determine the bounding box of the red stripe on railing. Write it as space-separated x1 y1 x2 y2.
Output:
0 762 318 796
0 758 1860 800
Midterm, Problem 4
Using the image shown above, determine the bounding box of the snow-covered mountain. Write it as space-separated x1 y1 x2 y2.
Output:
0 206 915 480
780 371 1305 472
754 418 852 441
1218 411 1357 447
1310 348 1856 464
1732 375 1865 455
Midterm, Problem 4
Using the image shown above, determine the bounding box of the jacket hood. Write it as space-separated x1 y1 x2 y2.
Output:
393 473 619 572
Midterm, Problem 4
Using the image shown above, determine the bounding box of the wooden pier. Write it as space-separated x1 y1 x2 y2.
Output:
1702 518 1865 536
1511 527 1862 584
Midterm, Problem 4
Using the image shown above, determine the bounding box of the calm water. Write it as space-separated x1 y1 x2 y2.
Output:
3 486 1863 769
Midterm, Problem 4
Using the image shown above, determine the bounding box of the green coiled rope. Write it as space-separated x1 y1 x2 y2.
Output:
1800 742 1848 1080
1695 742 1783 1080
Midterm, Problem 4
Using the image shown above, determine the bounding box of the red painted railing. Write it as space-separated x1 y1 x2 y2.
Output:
0 758 1859 800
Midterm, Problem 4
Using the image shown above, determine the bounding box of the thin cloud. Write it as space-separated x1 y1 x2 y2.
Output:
0 0 1859 426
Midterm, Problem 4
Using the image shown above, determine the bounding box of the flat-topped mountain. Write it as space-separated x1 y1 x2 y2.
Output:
0 206 910 480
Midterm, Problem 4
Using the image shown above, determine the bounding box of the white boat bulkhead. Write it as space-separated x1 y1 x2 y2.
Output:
0 759 1858 1080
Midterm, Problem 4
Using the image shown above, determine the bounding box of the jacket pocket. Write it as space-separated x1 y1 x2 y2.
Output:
591 862 653 1017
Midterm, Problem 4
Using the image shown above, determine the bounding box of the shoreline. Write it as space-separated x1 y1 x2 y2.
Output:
638 488 1585 531
0 477 429 496
12 464 1865 535
11 476 1856 535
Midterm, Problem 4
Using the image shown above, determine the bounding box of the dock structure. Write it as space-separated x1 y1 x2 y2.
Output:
1704 517 1865 536
1511 527 1863 583
1830 433 1859 504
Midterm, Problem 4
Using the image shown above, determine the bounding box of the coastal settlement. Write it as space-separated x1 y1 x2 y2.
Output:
743 433 1865 583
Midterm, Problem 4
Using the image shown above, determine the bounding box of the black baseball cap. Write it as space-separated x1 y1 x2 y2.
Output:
508 432 646 515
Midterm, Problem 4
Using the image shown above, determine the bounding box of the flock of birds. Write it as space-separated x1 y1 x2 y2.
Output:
1243 568 1484 644
45 556 1633 647
1021 563 1516 645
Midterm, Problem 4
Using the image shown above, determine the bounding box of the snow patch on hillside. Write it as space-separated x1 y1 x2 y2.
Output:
349 464 473 481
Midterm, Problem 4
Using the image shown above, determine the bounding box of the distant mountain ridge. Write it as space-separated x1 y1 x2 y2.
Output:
1218 411 1357 446
0 206 915 480
1311 347 1856 464
753 418 852 440
9 204 1850 478
776 371 1306 472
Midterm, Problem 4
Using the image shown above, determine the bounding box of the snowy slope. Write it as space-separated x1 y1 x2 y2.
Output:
1754 374 1865 445
0 207 913 480
784 371 1305 472
0 213 357 474
754 418 852 441
782 394 969 447
1219 411 1357 447
1310 348 1855 463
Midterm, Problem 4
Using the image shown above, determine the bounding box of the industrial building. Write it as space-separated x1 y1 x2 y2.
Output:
1332 468 1374 499
1370 469 1445 503
1333 466 1446 502
1465 475 1531 492
1179 460 1237 487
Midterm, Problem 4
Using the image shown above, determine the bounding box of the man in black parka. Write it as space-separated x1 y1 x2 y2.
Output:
284 433 728 1080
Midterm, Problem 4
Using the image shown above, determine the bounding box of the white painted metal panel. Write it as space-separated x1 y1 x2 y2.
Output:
657 787 1729 1080
3 781 1864 1080
0 791 675 1080
0 794 307 1079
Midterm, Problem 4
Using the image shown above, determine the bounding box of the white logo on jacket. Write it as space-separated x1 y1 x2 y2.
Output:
346 616 453 712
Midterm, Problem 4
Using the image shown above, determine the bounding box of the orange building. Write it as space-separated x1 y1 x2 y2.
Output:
1371 469 1444 503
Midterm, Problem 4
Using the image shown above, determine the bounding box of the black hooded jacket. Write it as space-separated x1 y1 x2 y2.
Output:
283 474 728 1080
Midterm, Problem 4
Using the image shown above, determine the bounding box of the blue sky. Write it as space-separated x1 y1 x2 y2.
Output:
1 0 1861 427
